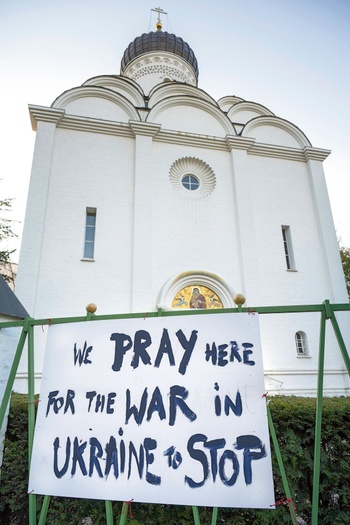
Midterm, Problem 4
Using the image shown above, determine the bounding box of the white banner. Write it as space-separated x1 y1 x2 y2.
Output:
29 312 274 508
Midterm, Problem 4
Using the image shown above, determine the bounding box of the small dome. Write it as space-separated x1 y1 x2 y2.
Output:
121 31 199 80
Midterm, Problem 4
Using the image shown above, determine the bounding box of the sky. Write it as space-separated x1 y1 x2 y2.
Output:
1 0 350 262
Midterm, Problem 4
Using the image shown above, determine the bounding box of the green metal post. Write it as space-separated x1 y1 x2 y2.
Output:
267 402 298 524
38 495 51 525
192 506 201 525
105 500 114 525
0 321 27 429
119 501 129 525
311 308 327 525
27 321 37 525
211 507 218 525
329 309 350 376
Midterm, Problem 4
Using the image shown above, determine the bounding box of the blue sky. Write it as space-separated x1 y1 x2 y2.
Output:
1 0 350 259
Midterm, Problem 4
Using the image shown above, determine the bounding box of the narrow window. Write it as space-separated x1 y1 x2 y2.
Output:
83 208 96 259
281 225 295 270
295 331 308 356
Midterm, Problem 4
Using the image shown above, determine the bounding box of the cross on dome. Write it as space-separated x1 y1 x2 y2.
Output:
151 6 167 30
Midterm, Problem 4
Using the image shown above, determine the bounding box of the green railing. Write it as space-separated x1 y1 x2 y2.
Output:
0 300 349 525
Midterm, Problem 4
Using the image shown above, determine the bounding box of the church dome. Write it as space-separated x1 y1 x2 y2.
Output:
120 31 199 81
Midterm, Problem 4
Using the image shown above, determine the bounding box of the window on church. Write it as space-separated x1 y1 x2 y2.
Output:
83 208 96 259
281 225 296 270
181 174 199 191
295 331 308 356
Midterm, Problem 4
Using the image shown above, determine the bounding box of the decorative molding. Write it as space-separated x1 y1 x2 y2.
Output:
129 120 161 137
303 147 331 162
248 143 306 161
29 105 65 130
265 368 347 376
247 143 331 162
15 372 43 380
264 385 349 396
242 116 312 148
82 75 145 106
147 95 235 136
52 86 141 121
226 135 255 151
264 368 350 395
217 96 245 112
227 101 274 123
169 156 216 199
28 106 331 164
57 115 134 138
123 51 197 87
149 83 217 108
155 129 228 150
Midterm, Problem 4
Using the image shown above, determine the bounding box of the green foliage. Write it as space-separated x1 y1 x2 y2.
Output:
0 196 18 283
340 245 350 300
0 394 29 523
1 394 350 524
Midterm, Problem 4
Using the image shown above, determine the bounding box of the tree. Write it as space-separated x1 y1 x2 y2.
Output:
0 197 18 283
339 245 350 300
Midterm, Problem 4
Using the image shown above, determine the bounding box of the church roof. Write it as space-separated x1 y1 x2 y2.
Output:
0 275 29 319
120 31 199 80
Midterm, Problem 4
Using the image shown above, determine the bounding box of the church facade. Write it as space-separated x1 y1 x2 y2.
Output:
14 25 349 395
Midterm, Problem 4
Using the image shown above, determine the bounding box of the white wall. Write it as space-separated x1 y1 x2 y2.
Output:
14 74 350 396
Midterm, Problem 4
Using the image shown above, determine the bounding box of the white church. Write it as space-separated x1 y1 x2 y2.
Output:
13 15 349 396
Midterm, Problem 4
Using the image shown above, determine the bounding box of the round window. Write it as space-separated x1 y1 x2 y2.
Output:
169 157 216 199
181 174 199 191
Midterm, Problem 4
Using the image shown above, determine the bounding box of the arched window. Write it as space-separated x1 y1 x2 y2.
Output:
295 331 308 356
157 271 235 310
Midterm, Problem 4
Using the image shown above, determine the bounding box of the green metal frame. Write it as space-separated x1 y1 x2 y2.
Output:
0 300 349 525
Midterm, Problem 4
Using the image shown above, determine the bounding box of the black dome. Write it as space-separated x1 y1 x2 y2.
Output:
121 31 199 79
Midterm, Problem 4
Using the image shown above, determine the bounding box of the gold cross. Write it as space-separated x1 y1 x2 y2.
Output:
151 6 167 30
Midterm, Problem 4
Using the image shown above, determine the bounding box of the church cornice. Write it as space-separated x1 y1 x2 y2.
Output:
29 105 135 137
249 143 306 160
28 105 331 161
29 105 65 130
226 134 330 161
155 129 228 150
237 141 330 162
58 115 135 137
303 147 331 162
129 121 161 137
226 136 256 151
